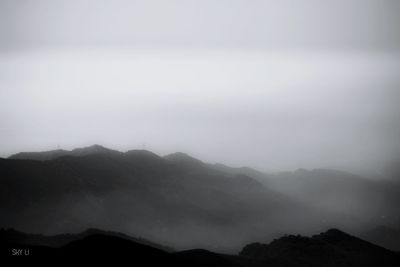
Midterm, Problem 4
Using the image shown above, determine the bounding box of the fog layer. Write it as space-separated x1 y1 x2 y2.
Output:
1 0 399 172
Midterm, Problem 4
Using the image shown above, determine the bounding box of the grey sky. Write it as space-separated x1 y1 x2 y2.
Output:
0 0 400 49
0 0 399 172
1 0 400 51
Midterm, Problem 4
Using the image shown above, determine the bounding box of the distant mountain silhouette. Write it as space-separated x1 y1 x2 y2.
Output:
2 145 324 251
164 152 206 169
361 226 400 251
9 149 70 161
8 144 122 160
240 229 400 267
2 145 399 251
69 144 123 157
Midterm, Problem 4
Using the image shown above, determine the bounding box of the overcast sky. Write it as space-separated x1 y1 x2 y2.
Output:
0 0 399 172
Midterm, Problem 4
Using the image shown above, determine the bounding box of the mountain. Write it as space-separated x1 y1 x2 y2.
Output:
164 152 206 170
69 144 123 157
2 145 335 251
2 145 398 251
8 144 122 160
9 149 70 161
361 226 400 251
240 229 400 267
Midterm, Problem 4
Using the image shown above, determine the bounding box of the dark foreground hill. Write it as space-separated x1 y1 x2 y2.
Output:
1 228 399 266
0 228 243 266
240 229 400 267
1 233 185 265
0 227 172 251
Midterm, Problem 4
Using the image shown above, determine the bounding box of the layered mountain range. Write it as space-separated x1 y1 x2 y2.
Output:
1 145 399 252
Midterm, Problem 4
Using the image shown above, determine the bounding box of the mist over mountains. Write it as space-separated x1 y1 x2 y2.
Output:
2 0 400 264
1 145 399 253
